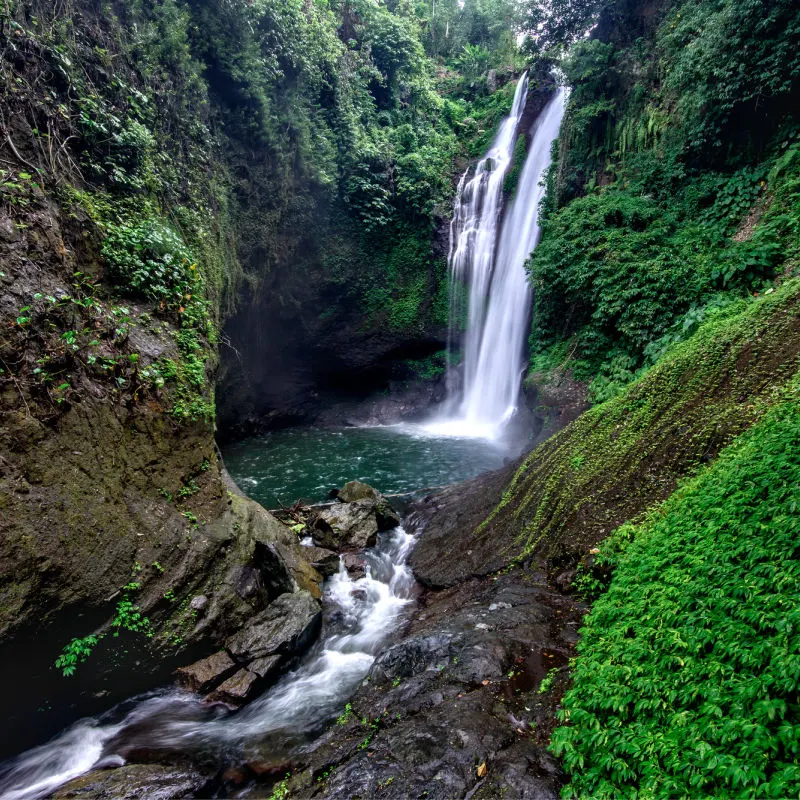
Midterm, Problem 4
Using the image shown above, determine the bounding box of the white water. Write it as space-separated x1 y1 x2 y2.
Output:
429 80 569 440
0 527 417 800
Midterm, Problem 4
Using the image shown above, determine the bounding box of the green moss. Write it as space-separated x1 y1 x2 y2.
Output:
478 278 800 564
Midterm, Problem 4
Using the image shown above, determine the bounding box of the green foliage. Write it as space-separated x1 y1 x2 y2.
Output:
111 597 153 638
336 702 353 725
53 582 152 677
268 773 291 800
530 0 800 399
405 351 447 380
102 218 195 304
552 391 800 798
530 138 800 393
659 0 800 158
538 667 559 694
55 635 100 677
503 132 528 198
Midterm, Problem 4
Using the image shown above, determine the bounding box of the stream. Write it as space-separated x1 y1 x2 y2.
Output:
0 526 419 800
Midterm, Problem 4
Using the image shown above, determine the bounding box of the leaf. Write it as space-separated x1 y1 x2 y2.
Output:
476 762 487 778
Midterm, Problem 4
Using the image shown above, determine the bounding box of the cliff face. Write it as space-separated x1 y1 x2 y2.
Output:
0 0 331 747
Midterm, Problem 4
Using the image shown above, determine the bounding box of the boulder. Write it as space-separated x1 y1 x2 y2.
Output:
311 502 379 550
248 653 282 679
205 668 259 706
311 481 400 551
343 553 367 580
174 650 237 693
304 545 340 578
225 590 321 663
338 480 381 503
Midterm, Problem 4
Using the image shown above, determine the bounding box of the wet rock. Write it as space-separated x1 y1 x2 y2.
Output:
407 461 521 588
555 569 576 592
337 480 381 503
174 650 237 693
311 481 400 551
231 565 263 602
205 668 258 705
304 545 340 577
248 653 282 679
311 502 380 550
225 590 321 663
193 496 324 642
189 594 208 612
288 571 583 800
343 553 367 580
53 763 211 799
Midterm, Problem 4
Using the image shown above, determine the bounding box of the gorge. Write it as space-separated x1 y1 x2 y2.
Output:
1 0 799 798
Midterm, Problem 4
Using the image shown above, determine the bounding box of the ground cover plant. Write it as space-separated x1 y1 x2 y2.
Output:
551 387 800 797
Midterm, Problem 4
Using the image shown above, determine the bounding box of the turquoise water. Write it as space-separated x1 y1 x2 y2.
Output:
222 424 512 508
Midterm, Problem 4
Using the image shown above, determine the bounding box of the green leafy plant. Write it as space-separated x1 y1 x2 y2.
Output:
538 667 559 694
102 218 195 304
55 635 100 677
336 702 353 725
552 396 800 798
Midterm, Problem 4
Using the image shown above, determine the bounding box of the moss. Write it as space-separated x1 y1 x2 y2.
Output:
553 389 800 797
503 133 528 199
476 277 800 574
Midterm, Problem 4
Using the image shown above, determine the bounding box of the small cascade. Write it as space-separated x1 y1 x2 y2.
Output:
0 528 418 800
432 80 569 439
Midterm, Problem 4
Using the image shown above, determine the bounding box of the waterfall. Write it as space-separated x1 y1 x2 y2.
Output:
432 78 569 439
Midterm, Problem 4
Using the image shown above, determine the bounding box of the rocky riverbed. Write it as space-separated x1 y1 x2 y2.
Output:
32 474 584 800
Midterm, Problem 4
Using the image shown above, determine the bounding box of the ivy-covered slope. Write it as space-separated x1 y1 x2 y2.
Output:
410 278 800 586
551 384 800 798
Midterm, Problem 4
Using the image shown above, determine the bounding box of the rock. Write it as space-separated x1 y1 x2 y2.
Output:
555 570 577 592
0 216 20 243
311 482 400 551
192 495 324 643
343 552 367 580
53 763 210 799
304 545 340 577
205 668 259 705
174 650 237 693
230 564 263 602
288 571 583 800
225 590 321 663
189 594 208 612
311 502 380 550
338 480 380 503
248 653 282 679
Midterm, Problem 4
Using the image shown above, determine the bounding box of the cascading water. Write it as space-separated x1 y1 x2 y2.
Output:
432 79 569 439
0 527 418 800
